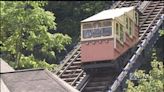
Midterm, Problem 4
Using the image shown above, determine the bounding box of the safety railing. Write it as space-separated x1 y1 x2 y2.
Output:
108 9 163 92
55 43 81 74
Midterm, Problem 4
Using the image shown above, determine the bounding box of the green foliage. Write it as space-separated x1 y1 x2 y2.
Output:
45 1 112 42
0 1 71 69
18 55 57 71
44 1 113 61
159 30 164 36
126 52 164 92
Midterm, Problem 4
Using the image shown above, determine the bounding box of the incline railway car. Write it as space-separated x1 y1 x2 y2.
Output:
80 6 139 69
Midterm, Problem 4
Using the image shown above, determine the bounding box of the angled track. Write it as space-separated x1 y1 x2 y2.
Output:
55 1 164 92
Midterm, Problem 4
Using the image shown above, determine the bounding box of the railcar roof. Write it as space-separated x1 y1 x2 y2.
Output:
81 6 135 22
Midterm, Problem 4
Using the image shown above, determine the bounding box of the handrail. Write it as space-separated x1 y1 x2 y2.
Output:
55 43 81 74
109 18 163 92
78 75 90 91
118 1 126 8
139 7 163 41
58 51 80 77
108 6 163 92
139 1 160 27
138 1 151 13
111 1 122 9
135 1 142 8
71 70 84 86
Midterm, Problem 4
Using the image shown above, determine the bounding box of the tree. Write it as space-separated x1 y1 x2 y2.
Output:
126 51 164 92
0 1 71 69
45 1 113 43
5 54 57 71
44 1 113 62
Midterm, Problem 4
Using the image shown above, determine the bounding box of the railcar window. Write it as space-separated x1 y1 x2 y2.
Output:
116 23 119 35
102 21 111 27
126 17 128 30
93 22 102 28
98 22 102 27
129 19 132 35
83 23 92 29
120 25 124 42
135 12 138 25
92 29 101 37
83 29 92 38
82 20 112 39
102 27 112 36
93 22 97 28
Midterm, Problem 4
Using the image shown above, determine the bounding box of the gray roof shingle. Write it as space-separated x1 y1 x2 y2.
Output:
1 69 79 92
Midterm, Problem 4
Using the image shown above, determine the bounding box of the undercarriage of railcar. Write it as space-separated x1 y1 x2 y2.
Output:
82 46 136 74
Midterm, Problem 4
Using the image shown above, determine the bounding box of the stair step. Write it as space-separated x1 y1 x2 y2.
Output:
84 85 107 91
141 24 150 27
64 69 82 73
63 77 76 82
141 27 147 30
67 60 81 65
68 65 81 69
87 81 109 87
76 57 81 61
144 20 152 24
73 61 81 65
61 73 79 78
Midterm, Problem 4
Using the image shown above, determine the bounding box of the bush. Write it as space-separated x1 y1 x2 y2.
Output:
16 55 57 71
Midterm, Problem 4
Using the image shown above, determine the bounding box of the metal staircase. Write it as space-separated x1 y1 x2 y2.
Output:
55 43 86 88
55 1 164 92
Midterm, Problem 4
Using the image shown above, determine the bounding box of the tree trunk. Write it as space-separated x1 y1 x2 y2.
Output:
15 31 23 69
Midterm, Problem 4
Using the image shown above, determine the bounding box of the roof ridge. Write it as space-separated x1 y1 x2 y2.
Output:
81 6 135 22
0 68 44 74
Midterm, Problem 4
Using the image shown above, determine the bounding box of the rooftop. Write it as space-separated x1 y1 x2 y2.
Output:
1 69 79 92
0 59 79 92
81 6 135 22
